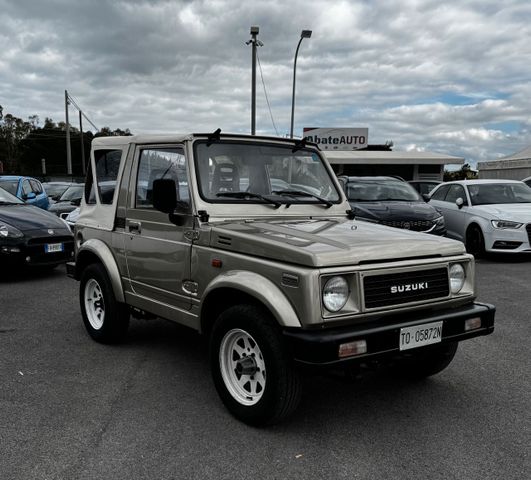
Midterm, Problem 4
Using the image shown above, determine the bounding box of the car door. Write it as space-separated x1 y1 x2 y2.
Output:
124 145 194 312
21 179 36 206
30 179 48 209
438 185 469 241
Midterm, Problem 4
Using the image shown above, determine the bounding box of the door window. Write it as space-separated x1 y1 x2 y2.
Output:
136 148 189 210
445 185 468 205
430 184 450 201
22 180 32 197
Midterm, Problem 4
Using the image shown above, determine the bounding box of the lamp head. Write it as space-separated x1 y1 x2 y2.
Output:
250 26 259 35
301 30 312 38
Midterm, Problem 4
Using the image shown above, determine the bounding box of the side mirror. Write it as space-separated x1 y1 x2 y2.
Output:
456 197 464 209
24 192 37 201
422 193 430 202
153 178 177 214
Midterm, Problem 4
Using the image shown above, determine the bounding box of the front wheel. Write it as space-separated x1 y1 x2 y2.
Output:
210 305 301 426
79 263 130 343
466 225 485 257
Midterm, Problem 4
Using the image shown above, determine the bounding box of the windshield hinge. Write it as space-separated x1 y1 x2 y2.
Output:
197 210 209 222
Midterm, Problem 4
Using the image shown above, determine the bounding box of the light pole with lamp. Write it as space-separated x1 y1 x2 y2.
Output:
289 29 312 138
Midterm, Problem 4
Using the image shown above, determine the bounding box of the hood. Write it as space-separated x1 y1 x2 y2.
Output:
473 203 531 222
349 201 439 222
0 204 70 232
208 217 464 267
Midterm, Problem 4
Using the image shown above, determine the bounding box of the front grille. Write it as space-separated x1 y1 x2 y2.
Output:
363 267 449 309
526 224 531 245
28 236 73 245
25 237 74 265
381 220 433 232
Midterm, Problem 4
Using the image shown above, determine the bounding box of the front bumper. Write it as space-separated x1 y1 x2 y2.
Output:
0 236 74 266
283 302 495 365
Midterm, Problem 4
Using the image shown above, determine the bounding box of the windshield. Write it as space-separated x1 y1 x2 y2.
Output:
194 141 341 205
0 186 24 204
347 179 422 202
468 183 531 205
59 185 84 201
44 183 71 197
0 180 19 196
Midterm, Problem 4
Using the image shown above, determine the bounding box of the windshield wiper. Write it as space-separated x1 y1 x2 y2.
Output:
0 201 21 205
272 189 333 208
216 191 281 208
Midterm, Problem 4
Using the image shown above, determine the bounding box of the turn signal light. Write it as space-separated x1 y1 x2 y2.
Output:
465 317 482 331
338 340 367 358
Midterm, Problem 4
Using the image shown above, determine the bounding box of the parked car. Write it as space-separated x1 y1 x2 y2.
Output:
67 133 495 425
428 179 531 255
42 181 74 203
61 207 80 230
522 176 531 188
409 180 442 196
48 184 84 216
338 176 446 235
0 186 74 267
0 175 49 210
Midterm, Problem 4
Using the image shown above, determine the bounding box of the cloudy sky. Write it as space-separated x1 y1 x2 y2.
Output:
1 0 530 166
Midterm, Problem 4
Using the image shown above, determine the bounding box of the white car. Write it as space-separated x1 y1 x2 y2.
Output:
61 207 80 230
429 179 531 255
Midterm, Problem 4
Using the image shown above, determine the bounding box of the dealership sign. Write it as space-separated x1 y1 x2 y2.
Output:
303 128 368 150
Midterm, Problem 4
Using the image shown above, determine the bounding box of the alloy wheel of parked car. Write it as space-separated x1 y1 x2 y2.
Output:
466 225 485 257
79 263 130 343
210 304 301 426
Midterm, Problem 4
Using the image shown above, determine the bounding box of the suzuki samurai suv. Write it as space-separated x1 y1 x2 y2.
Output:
67 132 495 425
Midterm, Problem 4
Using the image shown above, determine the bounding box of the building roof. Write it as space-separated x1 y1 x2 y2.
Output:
477 145 531 170
322 150 464 165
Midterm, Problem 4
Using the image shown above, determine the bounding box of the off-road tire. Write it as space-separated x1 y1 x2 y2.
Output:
79 263 129 343
210 304 301 426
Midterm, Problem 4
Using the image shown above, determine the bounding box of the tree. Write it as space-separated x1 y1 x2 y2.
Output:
444 163 478 181
0 106 35 172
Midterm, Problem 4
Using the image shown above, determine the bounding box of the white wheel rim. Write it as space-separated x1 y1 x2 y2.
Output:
219 329 266 406
84 278 105 330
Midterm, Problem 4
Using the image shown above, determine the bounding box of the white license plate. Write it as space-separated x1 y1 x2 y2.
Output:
45 243 63 253
399 321 443 351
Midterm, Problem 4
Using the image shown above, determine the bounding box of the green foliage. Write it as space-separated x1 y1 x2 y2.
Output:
444 163 478 181
0 105 132 176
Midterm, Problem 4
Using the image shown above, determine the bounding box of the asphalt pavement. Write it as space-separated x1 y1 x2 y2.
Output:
0 258 530 480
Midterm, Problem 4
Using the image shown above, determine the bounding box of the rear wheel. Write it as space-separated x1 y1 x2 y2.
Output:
79 263 129 343
466 225 485 257
396 342 458 379
210 304 301 426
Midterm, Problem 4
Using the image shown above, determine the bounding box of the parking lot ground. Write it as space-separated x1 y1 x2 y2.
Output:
0 259 530 480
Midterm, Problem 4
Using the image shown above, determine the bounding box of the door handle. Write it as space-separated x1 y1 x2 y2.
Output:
128 221 142 234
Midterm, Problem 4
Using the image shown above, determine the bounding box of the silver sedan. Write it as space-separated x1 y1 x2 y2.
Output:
428 179 531 255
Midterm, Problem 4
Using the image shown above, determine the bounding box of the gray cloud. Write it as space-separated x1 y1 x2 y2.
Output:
1 0 530 166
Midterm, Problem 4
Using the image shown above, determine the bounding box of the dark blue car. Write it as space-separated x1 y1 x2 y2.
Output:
0 175 49 210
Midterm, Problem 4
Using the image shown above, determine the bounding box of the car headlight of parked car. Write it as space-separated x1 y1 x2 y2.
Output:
0 221 24 239
491 220 523 229
449 263 466 294
322 276 350 312
434 215 445 226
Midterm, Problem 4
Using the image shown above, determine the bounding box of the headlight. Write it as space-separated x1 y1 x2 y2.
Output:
322 276 349 312
0 221 24 238
434 215 445 226
491 220 523 229
449 263 465 294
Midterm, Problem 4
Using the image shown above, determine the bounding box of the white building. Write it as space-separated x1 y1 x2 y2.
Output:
323 150 464 181
477 146 531 180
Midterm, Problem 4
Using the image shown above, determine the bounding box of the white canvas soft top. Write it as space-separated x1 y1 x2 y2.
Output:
92 133 194 147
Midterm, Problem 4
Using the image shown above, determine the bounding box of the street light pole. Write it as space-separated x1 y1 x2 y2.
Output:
290 30 312 138
248 26 260 135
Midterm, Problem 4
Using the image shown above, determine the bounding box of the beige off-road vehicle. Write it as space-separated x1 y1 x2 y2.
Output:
68 132 495 425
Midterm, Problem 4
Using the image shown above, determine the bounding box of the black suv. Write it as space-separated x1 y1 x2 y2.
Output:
339 176 446 235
